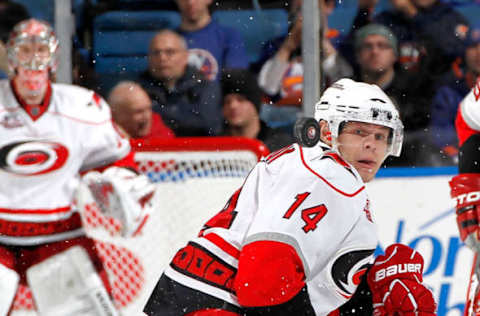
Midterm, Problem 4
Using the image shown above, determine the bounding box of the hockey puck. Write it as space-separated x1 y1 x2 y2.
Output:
294 117 320 147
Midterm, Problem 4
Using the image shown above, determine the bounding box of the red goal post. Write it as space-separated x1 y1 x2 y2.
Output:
11 137 269 316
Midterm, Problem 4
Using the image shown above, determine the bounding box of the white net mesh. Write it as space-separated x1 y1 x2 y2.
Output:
11 137 267 316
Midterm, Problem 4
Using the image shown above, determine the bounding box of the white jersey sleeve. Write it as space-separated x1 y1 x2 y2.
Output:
52 84 130 171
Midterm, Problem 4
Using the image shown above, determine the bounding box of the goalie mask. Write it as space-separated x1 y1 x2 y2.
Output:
314 78 404 157
6 19 59 75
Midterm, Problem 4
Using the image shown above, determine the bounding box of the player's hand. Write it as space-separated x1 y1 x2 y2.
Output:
450 174 480 253
367 244 437 316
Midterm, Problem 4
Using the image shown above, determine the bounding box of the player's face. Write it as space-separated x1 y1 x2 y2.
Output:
223 93 258 128
148 33 189 81
336 121 390 183
176 0 212 22
465 43 480 75
357 34 396 75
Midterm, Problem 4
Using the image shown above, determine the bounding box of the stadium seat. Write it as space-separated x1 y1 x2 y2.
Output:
12 0 54 24
453 3 480 26
92 10 181 74
212 9 288 64
327 6 358 35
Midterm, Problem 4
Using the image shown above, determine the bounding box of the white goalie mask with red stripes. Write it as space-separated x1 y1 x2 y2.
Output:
6 18 59 75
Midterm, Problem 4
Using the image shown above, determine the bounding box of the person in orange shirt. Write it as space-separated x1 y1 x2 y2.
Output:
108 81 175 140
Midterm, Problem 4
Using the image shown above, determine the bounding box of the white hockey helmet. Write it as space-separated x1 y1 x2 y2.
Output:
314 78 404 157
6 19 59 75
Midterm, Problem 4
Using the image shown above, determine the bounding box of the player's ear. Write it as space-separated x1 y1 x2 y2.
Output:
319 120 332 146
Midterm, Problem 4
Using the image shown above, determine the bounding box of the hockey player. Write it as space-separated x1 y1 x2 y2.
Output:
144 78 436 315
449 77 480 313
0 19 154 315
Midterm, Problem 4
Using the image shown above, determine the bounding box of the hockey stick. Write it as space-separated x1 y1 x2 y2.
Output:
466 253 480 316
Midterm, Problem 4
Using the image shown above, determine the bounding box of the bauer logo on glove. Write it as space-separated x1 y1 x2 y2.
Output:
374 263 422 282
367 243 437 316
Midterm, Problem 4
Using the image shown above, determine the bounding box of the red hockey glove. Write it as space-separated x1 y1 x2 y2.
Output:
450 174 480 251
367 244 436 316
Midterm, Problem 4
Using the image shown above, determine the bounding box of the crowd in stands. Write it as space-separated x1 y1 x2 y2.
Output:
3 0 480 165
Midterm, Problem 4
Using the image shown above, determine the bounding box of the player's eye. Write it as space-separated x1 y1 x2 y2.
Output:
354 129 365 136
374 133 387 141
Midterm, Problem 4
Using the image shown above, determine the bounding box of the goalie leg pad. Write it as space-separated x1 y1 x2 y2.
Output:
0 263 19 316
26 246 119 316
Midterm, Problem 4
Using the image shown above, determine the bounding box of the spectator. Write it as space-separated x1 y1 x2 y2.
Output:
221 69 294 152
429 22 480 163
257 0 352 108
138 29 222 137
340 0 469 79
108 81 175 140
175 0 249 81
354 23 441 166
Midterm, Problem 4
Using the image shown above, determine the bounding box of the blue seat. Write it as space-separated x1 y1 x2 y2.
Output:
212 9 288 64
453 3 480 26
12 0 54 24
327 7 358 35
92 10 181 74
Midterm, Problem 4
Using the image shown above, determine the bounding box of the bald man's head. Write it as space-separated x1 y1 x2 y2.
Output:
148 29 189 82
108 81 153 138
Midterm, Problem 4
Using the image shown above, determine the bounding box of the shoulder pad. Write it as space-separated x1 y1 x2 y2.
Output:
51 83 111 123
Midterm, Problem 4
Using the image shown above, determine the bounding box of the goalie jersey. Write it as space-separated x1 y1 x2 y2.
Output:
0 80 130 246
164 142 378 315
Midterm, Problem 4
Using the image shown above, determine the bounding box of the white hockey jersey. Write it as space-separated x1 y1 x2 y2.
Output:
0 80 130 246
165 142 378 315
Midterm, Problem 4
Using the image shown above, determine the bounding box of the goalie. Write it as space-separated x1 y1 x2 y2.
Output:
144 78 437 315
0 19 154 315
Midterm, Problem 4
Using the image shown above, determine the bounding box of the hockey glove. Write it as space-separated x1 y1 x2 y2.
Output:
367 244 436 316
83 166 155 237
450 174 480 252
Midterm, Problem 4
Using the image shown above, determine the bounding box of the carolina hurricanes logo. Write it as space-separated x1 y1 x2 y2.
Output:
474 78 480 102
0 140 69 176
364 199 373 223
331 249 374 298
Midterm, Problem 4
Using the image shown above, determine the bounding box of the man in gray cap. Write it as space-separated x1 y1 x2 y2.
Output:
354 23 398 90
354 23 440 166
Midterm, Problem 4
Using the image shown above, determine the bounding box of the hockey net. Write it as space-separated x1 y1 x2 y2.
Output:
11 137 269 316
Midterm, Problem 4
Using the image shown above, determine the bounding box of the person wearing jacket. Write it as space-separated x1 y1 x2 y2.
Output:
138 29 222 136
